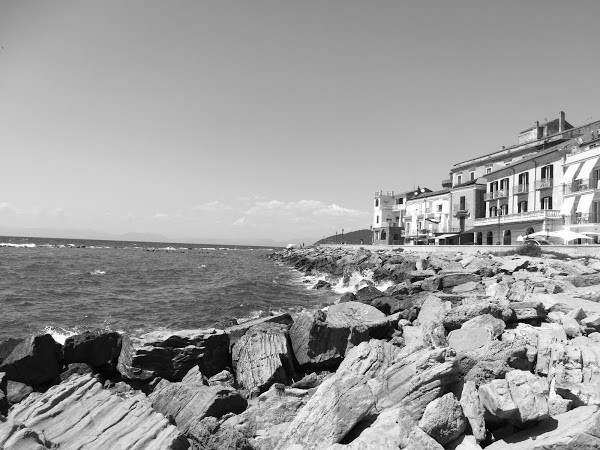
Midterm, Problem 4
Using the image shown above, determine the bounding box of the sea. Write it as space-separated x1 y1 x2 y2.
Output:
0 236 385 344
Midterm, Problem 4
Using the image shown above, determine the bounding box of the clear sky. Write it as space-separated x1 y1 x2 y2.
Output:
1 1 599 245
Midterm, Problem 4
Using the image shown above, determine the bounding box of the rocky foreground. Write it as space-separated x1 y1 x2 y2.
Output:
3 246 600 449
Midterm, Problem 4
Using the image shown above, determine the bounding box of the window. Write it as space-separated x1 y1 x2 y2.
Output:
486 167 492 174
376 215 379 224
396 198 404 205
518 172 529 185
489 206 498 217
541 165 554 180
459 196 466 210
541 196 553 210
503 230 512 245
486 231 493 245
375 199 379 207
500 204 508 215
500 178 509 190
381 230 387 240
518 201 528 213
457 175 462 185
459 216 465 232
476 232 483 245
437 204 442 212
470 171 475 181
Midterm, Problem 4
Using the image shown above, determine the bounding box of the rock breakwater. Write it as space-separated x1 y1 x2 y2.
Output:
2 245 600 448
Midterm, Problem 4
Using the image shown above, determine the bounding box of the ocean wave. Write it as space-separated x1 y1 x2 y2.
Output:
90 269 106 276
0 243 37 248
43 326 80 344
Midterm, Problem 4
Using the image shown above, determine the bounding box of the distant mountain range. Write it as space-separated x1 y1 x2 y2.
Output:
313 229 372 245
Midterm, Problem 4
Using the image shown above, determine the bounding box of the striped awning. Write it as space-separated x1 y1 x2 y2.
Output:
576 157 599 180
559 196 576 215
560 163 580 183
576 193 595 213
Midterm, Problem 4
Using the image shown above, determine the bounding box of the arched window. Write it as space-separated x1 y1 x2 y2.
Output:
381 230 387 240
486 231 493 245
503 229 512 245
476 232 483 245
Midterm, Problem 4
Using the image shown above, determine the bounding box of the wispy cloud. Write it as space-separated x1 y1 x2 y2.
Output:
192 201 232 211
153 213 169 220
232 217 247 227
245 199 366 217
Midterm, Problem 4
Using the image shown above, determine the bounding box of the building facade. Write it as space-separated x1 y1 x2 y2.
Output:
373 111 600 245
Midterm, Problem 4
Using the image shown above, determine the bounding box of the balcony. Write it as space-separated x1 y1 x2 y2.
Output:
484 189 509 201
564 178 600 194
535 178 553 190
473 209 562 226
513 184 529 194
392 204 404 211
565 213 600 225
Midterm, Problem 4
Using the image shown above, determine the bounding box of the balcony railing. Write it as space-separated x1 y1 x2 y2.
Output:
484 188 509 201
514 184 529 194
392 204 404 211
564 178 600 194
535 178 553 189
565 213 600 225
473 209 562 226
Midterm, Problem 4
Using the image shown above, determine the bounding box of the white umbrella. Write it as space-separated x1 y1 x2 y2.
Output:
525 230 551 238
546 229 593 242
516 235 524 242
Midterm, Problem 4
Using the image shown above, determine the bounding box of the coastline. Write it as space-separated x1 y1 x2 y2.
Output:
2 245 600 448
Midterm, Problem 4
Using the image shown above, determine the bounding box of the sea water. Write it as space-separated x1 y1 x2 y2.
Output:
0 236 341 342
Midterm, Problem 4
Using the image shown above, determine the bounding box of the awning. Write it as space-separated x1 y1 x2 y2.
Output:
576 157 599 180
434 234 458 240
559 196 576 215
576 193 595 213
560 163 580 183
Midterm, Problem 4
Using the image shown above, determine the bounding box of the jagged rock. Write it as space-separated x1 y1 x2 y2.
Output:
117 328 229 381
440 273 481 289
486 281 510 298
186 416 253 450
418 393 466 444
498 257 529 273
63 331 122 367
208 370 235 387
6 381 32 405
421 276 443 292
445 434 483 450
0 334 62 386
447 314 505 353
0 419 55 450
478 370 549 425
232 322 294 392
485 405 600 449
582 313 600 331
0 374 188 449
149 380 247 433
460 381 486 442
60 362 93 382
510 301 546 322
289 302 397 371
458 339 531 385
502 323 541 366
415 295 451 326
0 339 23 365
313 280 331 290
225 313 293 349
525 292 600 316
339 292 357 303
402 322 448 349
182 365 208 385
443 302 512 331
407 270 437 282
535 323 568 376
275 343 458 449
451 281 484 294
355 285 384 303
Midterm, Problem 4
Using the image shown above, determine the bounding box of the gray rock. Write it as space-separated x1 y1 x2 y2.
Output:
443 302 512 331
418 393 466 444
510 301 547 322
63 331 122 368
460 381 486 442
0 334 62 386
447 314 506 353
6 381 32 405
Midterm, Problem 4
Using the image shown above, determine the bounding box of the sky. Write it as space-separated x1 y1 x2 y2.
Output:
1 1 600 245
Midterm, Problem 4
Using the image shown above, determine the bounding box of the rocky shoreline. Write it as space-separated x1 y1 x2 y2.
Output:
3 245 600 448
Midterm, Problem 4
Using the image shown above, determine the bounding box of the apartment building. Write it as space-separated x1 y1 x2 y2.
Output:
372 188 431 244
373 111 600 245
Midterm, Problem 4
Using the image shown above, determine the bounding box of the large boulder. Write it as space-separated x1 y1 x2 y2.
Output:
440 273 481 290
415 295 451 326
509 301 547 322
231 322 295 392
485 405 600 449
447 314 506 353
443 302 512 331
418 393 466 444
460 381 486 442
117 328 229 381
63 331 122 368
289 302 397 371
0 374 188 449
0 334 62 386
478 370 549 425
149 380 247 433
355 285 384 303
225 313 293 349
186 416 252 450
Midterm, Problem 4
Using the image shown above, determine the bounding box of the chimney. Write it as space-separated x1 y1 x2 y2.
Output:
559 111 565 132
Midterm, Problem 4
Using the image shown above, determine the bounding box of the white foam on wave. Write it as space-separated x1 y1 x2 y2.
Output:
43 326 79 344
330 268 394 294
0 242 37 248
90 269 106 276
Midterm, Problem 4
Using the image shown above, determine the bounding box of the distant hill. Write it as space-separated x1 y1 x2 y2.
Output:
313 229 372 246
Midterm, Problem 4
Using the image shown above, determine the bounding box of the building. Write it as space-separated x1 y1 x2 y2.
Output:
374 111 600 245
